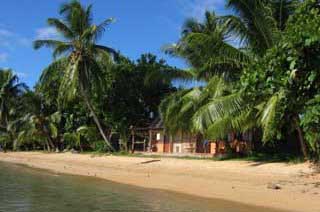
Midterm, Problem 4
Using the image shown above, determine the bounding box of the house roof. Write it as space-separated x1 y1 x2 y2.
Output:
133 117 164 131
149 118 164 130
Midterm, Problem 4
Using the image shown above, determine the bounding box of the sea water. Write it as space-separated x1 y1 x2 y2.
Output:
0 162 286 212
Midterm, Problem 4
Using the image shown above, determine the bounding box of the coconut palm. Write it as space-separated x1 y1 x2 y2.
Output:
0 69 27 129
0 118 26 151
160 76 247 138
34 0 118 150
164 11 248 81
165 1 300 80
162 1 301 137
224 0 299 55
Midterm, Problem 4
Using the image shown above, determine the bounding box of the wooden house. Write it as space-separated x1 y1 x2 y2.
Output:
131 118 253 156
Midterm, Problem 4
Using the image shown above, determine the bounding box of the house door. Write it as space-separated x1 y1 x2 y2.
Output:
163 135 170 153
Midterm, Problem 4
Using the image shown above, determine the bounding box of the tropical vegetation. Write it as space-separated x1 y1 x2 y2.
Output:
1 0 320 161
161 0 320 161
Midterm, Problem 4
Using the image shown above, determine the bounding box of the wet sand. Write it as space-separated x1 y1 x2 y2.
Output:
0 152 319 212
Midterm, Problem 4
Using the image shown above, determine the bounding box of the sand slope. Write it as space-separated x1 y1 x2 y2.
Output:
0 152 319 212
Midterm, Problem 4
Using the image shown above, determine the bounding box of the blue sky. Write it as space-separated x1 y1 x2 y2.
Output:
0 0 228 87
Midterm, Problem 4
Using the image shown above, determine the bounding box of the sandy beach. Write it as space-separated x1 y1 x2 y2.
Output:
0 152 319 212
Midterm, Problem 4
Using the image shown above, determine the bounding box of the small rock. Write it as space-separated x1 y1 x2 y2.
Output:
267 183 282 190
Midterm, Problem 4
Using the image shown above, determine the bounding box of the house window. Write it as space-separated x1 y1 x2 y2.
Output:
156 133 161 141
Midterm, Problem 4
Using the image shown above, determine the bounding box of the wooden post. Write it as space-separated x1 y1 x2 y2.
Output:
148 130 152 152
180 131 183 153
169 135 173 153
130 126 135 154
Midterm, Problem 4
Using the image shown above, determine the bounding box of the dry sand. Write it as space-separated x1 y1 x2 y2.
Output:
0 152 319 212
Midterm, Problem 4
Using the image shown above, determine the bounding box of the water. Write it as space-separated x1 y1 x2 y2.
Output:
0 162 285 212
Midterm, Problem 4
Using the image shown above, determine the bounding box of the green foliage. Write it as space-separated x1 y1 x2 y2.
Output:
301 96 320 160
100 53 177 140
163 11 248 81
160 0 320 160
238 0 320 158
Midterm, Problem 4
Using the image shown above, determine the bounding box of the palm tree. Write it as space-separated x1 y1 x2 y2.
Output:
160 76 254 140
165 1 299 79
164 11 248 81
0 117 26 151
34 0 118 150
0 69 27 129
161 1 305 156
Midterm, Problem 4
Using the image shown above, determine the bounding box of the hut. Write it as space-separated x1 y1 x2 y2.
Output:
146 118 211 155
132 118 253 156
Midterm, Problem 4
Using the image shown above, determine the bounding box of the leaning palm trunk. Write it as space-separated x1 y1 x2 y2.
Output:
80 88 114 151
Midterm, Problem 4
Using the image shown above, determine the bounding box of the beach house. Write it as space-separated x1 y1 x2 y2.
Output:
131 118 253 156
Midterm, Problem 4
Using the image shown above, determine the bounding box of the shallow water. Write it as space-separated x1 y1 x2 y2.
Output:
0 162 286 212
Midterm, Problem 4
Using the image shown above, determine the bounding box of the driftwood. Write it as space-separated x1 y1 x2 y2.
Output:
139 159 161 164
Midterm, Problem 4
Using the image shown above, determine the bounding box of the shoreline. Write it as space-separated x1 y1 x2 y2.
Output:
0 152 319 212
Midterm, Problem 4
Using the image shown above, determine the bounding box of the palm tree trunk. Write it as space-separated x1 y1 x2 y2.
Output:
293 116 308 160
46 133 55 151
45 140 51 152
81 90 114 151
13 139 18 151
3 140 7 153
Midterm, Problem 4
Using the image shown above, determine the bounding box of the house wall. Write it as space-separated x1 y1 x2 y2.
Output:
148 128 253 156
170 131 198 154
149 130 166 153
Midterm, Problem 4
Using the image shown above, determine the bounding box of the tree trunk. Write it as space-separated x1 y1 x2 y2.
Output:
131 130 135 154
3 140 7 153
81 91 114 151
46 135 55 151
45 140 51 152
43 124 55 151
79 141 83 152
13 139 19 151
293 116 308 160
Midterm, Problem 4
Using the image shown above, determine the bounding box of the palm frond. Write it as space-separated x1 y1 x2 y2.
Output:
53 43 73 58
47 18 74 39
258 91 284 142
93 18 115 41
33 40 68 50
93 44 119 59
193 92 244 133
58 58 80 105
226 0 278 54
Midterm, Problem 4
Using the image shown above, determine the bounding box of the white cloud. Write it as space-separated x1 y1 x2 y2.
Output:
0 26 31 48
0 29 14 37
36 27 60 39
176 0 226 19
0 53 8 62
